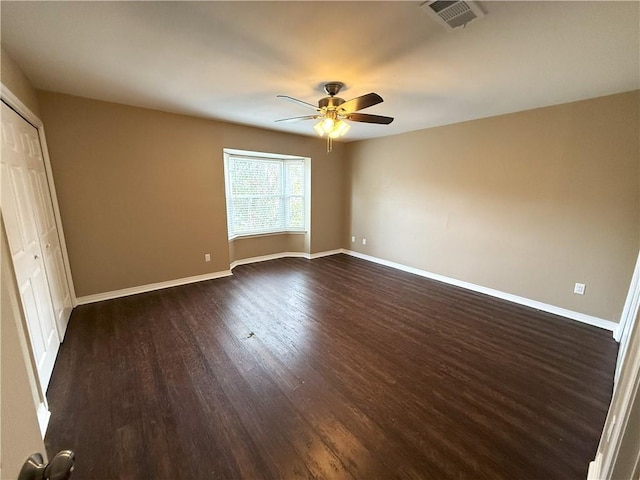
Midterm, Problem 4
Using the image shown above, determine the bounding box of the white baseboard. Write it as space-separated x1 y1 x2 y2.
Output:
310 248 344 259
343 249 617 333
230 251 309 270
76 249 343 305
75 249 617 333
76 270 233 305
37 402 51 438
230 249 344 270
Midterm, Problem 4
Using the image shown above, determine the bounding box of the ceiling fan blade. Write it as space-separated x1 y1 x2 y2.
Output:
275 115 320 123
346 112 394 124
276 94 319 111
339 93 383 113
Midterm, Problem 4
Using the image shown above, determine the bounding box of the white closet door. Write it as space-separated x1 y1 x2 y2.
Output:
1 102 60 391
24 118 72 336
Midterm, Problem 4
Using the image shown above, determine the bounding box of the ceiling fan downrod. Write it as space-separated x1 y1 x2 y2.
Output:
324 82 344 97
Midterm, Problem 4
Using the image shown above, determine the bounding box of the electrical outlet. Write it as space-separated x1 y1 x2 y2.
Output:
362 238 367 245
574 282 585 295
205 253 211 262
351 236 355 243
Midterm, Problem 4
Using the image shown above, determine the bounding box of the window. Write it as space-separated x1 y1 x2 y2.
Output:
223 150 307 239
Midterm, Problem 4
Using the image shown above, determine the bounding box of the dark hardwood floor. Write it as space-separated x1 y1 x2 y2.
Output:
45 254 618 479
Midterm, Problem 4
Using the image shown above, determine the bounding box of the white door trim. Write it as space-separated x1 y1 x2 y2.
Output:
588 312 640 479
614 250 640 381
588 251 640 479
1 84 77 315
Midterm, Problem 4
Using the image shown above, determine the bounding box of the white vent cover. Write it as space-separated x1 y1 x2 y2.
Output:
420 0 485 30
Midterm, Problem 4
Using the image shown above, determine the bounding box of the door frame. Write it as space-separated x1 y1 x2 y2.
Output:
614 250 640 381
1 83 77 318
1 83 76 438
587 250 640 479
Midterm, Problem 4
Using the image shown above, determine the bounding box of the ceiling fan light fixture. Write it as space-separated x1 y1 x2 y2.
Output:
276 82 393 153
329 120 350 138
314 117 351 152
314 117 350 140
321 117 335 133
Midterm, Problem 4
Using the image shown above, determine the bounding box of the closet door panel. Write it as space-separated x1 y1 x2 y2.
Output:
1 102 61 391
28 147 72 334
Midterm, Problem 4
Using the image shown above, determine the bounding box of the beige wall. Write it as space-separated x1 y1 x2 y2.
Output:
1 45 41 119
38 89 639 318
346 91 640 322
38 92 346 297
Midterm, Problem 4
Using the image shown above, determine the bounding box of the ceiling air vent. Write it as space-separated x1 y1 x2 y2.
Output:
420 0 485 30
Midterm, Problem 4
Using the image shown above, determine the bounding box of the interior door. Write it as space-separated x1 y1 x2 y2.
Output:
23 118 72 337
1 102 60 391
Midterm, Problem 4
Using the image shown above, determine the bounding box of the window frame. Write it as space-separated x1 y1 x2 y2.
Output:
223 149 309 241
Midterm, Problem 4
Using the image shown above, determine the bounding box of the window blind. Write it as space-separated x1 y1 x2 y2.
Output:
224 153 305 239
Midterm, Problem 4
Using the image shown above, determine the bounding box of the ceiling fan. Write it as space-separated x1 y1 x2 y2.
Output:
276 82 394 151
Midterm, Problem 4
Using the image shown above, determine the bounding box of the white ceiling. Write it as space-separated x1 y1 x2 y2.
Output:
1 1 639 141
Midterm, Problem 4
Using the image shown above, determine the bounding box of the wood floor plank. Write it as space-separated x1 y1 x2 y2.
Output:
45 254 618 479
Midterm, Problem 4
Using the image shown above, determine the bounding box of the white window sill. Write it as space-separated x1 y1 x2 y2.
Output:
228 231 307 242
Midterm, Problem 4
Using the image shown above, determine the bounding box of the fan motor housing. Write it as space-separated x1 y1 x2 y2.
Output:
319 96 345 109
